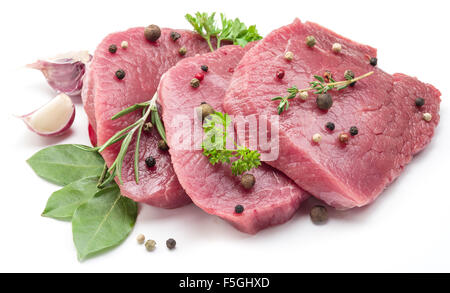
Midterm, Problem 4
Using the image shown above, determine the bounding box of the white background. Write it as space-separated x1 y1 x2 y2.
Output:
0 0 449 273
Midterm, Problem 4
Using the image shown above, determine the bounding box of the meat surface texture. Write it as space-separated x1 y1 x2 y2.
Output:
82 27 213 208
224 19 441 209
158 45 309 234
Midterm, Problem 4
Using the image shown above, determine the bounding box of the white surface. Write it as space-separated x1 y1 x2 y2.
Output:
0 0 449 273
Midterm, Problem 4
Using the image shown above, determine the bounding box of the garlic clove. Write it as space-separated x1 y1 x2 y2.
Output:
27 51 92 96
20 93 75 136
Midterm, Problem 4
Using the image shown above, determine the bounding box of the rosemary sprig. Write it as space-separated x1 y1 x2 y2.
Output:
272 71 374 115
79 94 166 187
202 111 261 175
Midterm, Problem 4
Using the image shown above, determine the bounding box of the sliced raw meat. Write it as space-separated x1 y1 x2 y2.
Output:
158 45 309 234
81 62 97 129
83 27 213 208
224 19 441 209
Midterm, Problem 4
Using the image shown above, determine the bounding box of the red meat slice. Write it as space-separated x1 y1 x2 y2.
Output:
158 45 309 233
223 19 441 209
82 27 213 208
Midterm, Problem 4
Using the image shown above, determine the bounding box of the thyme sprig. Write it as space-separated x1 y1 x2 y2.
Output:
202 111 261 176
272 71 374 115
78 94 166 187
271 86 299 115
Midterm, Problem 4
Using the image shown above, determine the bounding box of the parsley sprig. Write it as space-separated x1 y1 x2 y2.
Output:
202 111 261 176
272 71 374 115
185 12 263 51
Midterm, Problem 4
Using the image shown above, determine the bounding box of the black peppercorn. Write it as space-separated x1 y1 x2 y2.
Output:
158 139 169 151
235 205 244 214
166 238 176 250
316 93 333 110
108 44 117 53
145 156 156 168
349 126 358 136
201 65 209 72
144 24 161 42
326 122 335 131
170 31 181 41
310 205 328 224
415 97 425 107
115 69 125 80
241 174 255 189
369 57 378 66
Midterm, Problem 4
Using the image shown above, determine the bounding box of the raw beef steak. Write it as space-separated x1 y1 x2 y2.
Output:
82 27 213 208
158 45 309 233
224 19 441 209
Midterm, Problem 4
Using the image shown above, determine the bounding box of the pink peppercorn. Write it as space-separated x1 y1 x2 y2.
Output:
276 70 285 79
195 73 204 81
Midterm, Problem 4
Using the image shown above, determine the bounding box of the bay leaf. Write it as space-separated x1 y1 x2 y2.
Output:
42 176 100 220
27 144 105 185
72 186 137 260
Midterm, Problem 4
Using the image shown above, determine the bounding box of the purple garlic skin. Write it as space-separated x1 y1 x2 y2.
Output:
27 51 92 96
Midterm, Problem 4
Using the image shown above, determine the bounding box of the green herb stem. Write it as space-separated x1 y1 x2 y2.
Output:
93 93 167 185
299 71 374 93
97 163 109 188
207 38 215 52
273 71 374 115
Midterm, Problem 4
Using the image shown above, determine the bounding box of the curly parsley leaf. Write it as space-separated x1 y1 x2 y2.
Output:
185 12 220 51
185 12 262 51
202 111 261 176
233 25 263 47
231 146 261 176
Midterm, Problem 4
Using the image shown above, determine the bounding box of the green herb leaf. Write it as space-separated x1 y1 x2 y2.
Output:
185 12 219 51
72 185 137 260
111 102 149 120
234 25 263 47
151 109 167 144
202 111 261 175
314 75 325 83
27 144 105 186
42 177 101 220
231 147 261 176
217 14 262 48
185 12 262 50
